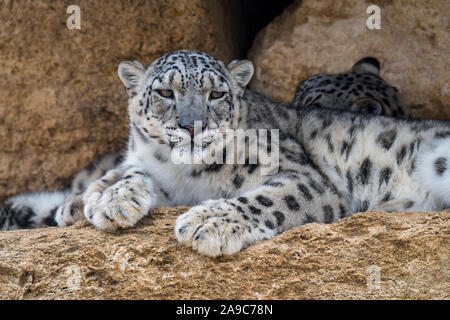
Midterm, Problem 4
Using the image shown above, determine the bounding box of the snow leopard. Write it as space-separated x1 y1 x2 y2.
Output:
0 54 408 231
2 50 448 258
293 57 410 118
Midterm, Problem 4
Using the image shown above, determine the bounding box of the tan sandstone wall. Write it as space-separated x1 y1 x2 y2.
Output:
0 0 246 201
249 0 450 119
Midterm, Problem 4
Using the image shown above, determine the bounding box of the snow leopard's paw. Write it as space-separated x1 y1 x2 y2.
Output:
83 168 157 232
175 200 276 257
55 194 85 226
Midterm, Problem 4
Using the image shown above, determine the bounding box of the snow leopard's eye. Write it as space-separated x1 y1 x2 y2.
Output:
210 91 226 100
156 89 174 99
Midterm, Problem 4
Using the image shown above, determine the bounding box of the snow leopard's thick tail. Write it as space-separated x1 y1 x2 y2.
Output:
0 152 123 231
0 191 68 230
416 136 450 208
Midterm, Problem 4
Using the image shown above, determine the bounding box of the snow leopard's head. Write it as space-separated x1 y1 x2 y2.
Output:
118 50 253 151
293 57 410 118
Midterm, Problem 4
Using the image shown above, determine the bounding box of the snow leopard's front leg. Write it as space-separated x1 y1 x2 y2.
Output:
83 166 160 231
175 170 349 257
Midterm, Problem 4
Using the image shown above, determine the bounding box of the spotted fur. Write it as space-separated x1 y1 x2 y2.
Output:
2 51 448 260
293 57 410 117
1 54 408 232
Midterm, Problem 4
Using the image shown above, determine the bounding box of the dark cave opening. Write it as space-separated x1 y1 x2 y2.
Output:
239 0 295 57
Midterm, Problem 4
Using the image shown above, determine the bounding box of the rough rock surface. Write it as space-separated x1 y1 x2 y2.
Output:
0 207 448 299
0 0 246 202
249 0 450 119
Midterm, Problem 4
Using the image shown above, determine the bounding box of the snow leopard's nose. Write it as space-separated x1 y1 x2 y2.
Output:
177 95 207 137
179 124 195 137
178 122 207 137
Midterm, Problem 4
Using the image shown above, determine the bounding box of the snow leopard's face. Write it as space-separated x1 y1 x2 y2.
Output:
118 50 253 151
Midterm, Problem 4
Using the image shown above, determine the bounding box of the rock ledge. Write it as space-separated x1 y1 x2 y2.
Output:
0 207 448 299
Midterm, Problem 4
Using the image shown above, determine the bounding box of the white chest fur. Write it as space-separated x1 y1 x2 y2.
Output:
126 138 236 206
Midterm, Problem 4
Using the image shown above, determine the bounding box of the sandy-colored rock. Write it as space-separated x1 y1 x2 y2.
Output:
0 207 448 299
249 0 450 119
0 0 246 202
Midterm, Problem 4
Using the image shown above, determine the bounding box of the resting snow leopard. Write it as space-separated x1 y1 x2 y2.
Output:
0 54 408 230
2 50 448 258
293 56 409 118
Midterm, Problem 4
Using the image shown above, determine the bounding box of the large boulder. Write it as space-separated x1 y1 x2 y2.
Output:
249 0 450 119
0 0 246 202
0 207 448 299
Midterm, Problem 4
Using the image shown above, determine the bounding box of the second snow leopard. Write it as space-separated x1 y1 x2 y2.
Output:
293 57 409 117
0 55 409 230
3 51 449 258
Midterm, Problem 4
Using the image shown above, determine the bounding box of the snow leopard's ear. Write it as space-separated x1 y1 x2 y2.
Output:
351 57 380 75
351 98 383 115
228 60 254 88
118 60 145 97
